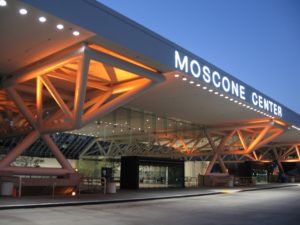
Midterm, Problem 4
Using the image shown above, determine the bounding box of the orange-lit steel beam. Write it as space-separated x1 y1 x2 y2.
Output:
0 131 39 169
295 145 300 159
281 145 297 159
205 130 228 174
36 76 43 128
84 89 112 117
272 147 285 174
41 134 75 173
252 151 258 160
245 126 271 153
103 64 117 83
205 152 218 175
237 130 247 150
41 76 73 120
6 87 37 129
82 79 154 127
88 44 157 73
73 56 89 128
247 128 284 153
4 45 84 87
47 72 111 92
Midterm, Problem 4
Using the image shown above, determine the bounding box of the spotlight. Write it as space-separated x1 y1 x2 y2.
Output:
72 31 80 36
38 16 47 23
0 0 7 7
19 8 28 15
56 24 64 30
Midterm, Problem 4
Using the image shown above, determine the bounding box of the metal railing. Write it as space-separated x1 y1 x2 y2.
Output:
78 177 106 195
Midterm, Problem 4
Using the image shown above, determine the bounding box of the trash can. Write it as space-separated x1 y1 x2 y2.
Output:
106 182 116 194
228 176 234 187
1 182 14 196
289 176 295 183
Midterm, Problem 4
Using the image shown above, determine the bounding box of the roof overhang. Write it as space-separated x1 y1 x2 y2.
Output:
0 0 299 143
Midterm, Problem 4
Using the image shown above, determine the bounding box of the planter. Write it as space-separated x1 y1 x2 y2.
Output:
1 182 14 196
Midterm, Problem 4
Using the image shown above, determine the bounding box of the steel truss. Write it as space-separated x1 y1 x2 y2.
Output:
80 119 287 175
253 142 300 174
0 43 163 176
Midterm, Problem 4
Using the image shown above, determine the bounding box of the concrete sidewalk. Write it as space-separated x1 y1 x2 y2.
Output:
0 183 298 210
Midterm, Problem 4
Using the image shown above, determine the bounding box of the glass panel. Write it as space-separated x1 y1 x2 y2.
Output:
139 164 183 188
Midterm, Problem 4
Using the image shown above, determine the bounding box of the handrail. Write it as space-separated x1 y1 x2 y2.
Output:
78 177 107 195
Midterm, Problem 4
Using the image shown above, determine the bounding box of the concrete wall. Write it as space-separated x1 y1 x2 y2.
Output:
184 161 209 177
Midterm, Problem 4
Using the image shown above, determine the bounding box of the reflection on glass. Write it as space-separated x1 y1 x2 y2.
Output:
139 165 183 188
252 169 268 184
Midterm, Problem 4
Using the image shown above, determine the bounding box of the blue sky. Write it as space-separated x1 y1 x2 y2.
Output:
98 0 300 114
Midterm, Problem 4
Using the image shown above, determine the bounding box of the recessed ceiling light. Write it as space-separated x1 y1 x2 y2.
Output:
230 98 234 101
19 8 28 15
214 91 218 95
196 84 201 87
219 94 224 97
38 16 47 23
73 30 80 36
56 24 64 30
174 74 180 78
182 77 187 81
202 86 207 90
189 80 194 84
225 96 229 99
0 0 7 7
209 89 213 92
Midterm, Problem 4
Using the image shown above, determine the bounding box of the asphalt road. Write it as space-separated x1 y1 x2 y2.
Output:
0 186 299 225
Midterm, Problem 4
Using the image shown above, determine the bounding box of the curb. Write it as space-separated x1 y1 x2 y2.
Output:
0 184 297 210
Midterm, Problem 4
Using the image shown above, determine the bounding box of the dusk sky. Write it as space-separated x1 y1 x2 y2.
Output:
98 0 300 114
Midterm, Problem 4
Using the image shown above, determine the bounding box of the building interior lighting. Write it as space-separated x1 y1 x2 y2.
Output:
19 8 28 15
0 0 7 7
56 24 64 30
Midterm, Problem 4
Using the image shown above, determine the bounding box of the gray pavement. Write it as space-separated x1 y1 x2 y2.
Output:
0 183 297 209
0 185 299 225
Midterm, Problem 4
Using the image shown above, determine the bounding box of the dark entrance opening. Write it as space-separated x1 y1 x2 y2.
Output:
120 156 184 189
